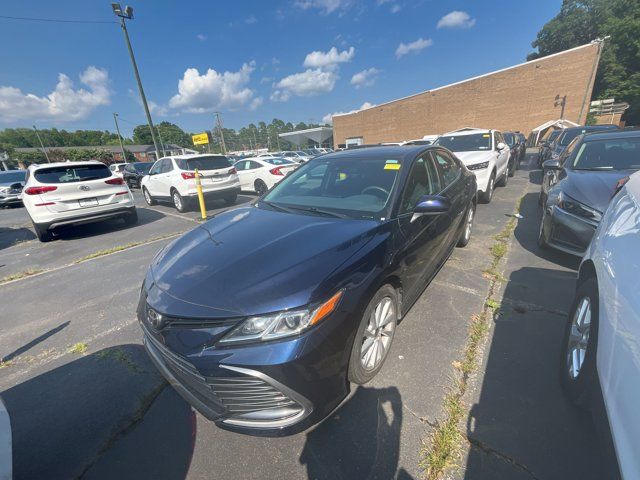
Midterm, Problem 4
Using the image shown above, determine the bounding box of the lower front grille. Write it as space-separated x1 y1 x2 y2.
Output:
210 377 298 414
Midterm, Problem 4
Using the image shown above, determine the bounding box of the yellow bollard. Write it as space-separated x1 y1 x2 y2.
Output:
194 168 207 220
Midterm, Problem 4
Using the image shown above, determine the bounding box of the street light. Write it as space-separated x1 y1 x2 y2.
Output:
111 3 161 160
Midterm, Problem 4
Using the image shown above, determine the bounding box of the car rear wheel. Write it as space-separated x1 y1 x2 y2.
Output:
560 277 598 409
32 222 53 242
348 285 398 385
172 189 188 213
537 213 549 249
457 201 475 247
508 159 515 177
143 188 156 206
254 179 268 196
479 172 495 204
497 166 509 186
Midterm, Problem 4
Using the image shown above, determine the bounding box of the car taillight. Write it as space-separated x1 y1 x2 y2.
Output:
229 167 237 174
24 185 57 195
105 177 125 185
181 172 196 180
270 167 284 176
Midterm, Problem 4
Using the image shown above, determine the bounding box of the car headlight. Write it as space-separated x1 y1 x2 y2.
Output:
219 290 343 344
467 161 489 171
556 192 602 223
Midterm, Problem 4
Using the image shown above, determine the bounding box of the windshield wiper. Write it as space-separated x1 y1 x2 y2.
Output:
283 205 347 218
260 200 294 213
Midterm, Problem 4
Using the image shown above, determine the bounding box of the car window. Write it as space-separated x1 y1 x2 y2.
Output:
176 155 231 171
494 132 504 147
34 164 111 184
572 137 640 171
0 171 26 183
248 161 262 169
149 161 161 175
432 151 460 187
399 155 440 215
160 159 173 173
263 157 295 166
234 160 248 171
436 133 492 152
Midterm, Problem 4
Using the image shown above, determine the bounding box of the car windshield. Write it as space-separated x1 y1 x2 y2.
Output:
436 133 492 152
571 137 640 171
34 164 111 183
503 133 515 145
547 131 560 143
133 163 153 173
296 151 307 155
263 157 295 165
175 155 231 171
0 171 25 183
261 156 401 220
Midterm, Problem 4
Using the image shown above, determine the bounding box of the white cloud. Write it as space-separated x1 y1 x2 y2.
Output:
196 33 207 41
294 0 348 14
322 101 374 124
169 62 259 113
350 67 379 88
250 97 263 110
390 4 401 13
148 101 168 116
0 66 110 122
245 15 257 24
437 11 476 29
303 46 355 69
271 68 338 101
395 37 433 59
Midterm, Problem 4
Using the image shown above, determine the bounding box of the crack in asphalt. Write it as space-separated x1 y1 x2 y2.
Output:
466 434 541 480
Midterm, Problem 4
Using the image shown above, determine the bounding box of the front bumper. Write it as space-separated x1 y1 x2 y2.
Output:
470 167 491 193
541 205 597 256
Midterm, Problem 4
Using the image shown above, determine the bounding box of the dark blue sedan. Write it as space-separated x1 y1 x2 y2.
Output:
137 146 477 435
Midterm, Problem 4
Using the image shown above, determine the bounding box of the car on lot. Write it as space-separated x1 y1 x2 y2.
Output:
546 125 619 164
538 129 640 256
538 129 563 166
141 154 240 213
560 170 640 480
109 163 127 177
435 128 510 203
234 157 298 195
503 131 521 175
122 162 154 189
280 151 311 163
137 145 477 436
22 161 137 242
0 169 26 207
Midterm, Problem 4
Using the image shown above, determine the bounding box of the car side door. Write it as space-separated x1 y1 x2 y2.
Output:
494 131 509 177
234 160 251 190
394 154 447 307
146 160 162 196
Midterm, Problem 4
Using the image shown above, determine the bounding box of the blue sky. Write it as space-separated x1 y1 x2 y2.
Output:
0 0 562 136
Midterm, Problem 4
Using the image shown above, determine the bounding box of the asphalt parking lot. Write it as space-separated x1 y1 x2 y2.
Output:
0 153 617 479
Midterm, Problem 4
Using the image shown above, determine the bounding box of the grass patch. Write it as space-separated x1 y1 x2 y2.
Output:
0 269 44 284
97 348 142 373
73 233 179 264
420 194 525 479
0 360 13 369
68 342 88 354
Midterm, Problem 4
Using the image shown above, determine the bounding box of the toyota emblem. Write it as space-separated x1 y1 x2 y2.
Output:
79 185 91 191
146 307 167 330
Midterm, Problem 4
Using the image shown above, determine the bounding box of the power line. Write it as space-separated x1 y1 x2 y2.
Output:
0 14 116 24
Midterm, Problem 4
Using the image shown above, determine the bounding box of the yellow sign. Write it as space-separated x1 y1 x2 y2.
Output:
384 163 401 170
192 132 209 145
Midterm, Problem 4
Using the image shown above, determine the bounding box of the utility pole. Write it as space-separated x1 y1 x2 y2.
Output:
214 112 227 154
112 3 161 160
155 126 167 157
113 113 128 163
32 125 50 163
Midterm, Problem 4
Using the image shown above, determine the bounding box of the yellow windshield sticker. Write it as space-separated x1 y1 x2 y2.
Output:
482 134 490 138
384 163 401 170
339 172 347 180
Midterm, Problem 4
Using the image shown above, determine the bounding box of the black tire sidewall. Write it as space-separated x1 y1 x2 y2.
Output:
457 202 475 247
348 285 398 385
560 277 599 408
172 190 187 212
143 188 155 206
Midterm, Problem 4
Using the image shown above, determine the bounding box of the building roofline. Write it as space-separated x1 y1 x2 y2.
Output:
334 42 598 118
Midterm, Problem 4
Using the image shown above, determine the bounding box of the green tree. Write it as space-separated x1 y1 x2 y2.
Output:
528 0 640 124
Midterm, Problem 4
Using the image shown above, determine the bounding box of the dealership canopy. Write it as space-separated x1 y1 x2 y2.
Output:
529 119 580 145
279 127 333 147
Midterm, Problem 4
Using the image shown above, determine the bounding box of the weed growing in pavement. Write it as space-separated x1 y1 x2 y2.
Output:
0 269 44 285
97 348 143 373
72 232 179 264
68 342 88 354
0 360 13 369
420 193 525 480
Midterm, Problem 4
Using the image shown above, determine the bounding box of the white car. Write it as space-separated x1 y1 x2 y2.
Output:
141 154 240 212
109 163 127 177
22 161 137 242
560 171 640 479
435 128 511 203
280 151 311 163
234 157 298 195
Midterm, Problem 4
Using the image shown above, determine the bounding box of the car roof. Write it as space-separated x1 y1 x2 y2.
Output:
28 161 105 170
561 125 619 135
441 128 492 136
321 145 431 162
582 129 640 142
166 153 228 160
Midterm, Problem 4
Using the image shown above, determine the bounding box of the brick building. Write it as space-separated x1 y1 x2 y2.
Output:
333 42 603 147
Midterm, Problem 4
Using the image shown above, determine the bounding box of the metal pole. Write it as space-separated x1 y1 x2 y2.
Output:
155 126 167 157
119 16 161 160
113 113 128 163
215 112 227 154
32 125 50 163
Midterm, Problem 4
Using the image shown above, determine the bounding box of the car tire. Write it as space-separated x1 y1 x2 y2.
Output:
508 159 515 177
224 194 237 206
172 189 188 213
497 167 508 187
143 188 156 206
560 277 599 409
537 212 549 249
123 208 138 226
348 285 398 385
254 179 268 196
479 172 495 204
33 222 53 242
457 201 475 248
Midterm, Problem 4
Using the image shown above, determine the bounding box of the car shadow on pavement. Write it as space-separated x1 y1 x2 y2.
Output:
0 226 35 250
299 386 414 480
1 344 195 480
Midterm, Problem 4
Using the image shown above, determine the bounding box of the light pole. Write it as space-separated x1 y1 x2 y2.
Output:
214 112 227 154
32 125 50 163
112 113 128 163
111 3 161 161
555 94 567 119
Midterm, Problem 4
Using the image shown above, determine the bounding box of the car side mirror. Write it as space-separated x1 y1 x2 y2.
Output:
411 195 451 222
542 159 561 170
497 142 507 150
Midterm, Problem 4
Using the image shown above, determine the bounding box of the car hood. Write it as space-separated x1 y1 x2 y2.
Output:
561 169 637 213
151 205 379 316
454 151 496 166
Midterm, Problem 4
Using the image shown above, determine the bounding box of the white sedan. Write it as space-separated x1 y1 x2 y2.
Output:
560 171 640 479
234 157 298 196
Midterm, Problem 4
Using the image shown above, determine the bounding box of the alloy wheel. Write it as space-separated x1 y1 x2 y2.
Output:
567 297 591 379
464 205 474 242
360 296 396 371
144 189 152 205
488 176 494 199
173 192 183 211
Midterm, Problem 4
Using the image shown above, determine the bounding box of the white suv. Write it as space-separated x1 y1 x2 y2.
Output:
141 154 240 212
22 161 137 242
435 128 511 203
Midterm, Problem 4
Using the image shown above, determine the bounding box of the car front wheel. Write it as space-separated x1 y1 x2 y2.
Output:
172 190 188 213
143 188 156 206
479 172 495 204
348 285 398 384
457 201 475 247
